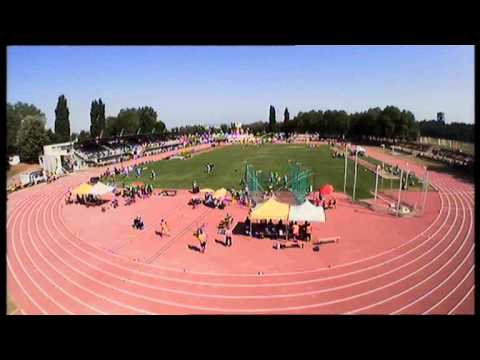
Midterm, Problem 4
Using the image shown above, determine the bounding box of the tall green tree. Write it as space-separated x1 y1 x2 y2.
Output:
97 99 106 136
138 106 158 134
116 108 140 135
90 99 106 138
17 115 50 163
284 107 290 123
104 116 119 137
54 95 70 142
284 107 290 136
45 128 61 144
269 105 276 133
90 100 98 138
104 107 166 136
78 130 91 143
154 120 166 134
220 124 229 133
7 102 45 154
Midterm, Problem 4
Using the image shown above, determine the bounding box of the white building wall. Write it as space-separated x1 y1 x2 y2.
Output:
40 141 76 175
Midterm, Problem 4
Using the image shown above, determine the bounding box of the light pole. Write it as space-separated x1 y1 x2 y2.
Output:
343 143 348 194
352 149 358 201
421 167 429 216
374 165 380 202
397 169 403 217
405 163 409 191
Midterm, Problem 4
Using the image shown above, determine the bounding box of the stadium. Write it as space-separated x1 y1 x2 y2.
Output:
6 130 475 314
6 46 475 315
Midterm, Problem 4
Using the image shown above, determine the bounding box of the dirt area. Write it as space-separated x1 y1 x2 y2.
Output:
7 294 17 315
7 163 42 186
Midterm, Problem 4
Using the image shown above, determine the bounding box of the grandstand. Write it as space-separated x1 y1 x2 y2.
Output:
38 133 215 175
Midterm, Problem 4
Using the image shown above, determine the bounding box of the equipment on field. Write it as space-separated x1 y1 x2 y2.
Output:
242 160 313 204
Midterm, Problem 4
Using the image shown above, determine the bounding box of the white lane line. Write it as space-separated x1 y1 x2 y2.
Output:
448 286 475 315
47 180 474 311
8 159 472 314
17 195 73 314
53 188 453 288
30 197 106 314
50 185 465 303
347 189 471 314
34 193 151 314
6 194 49 315
422 265 475 314
7 192 51 315
394 190 475 314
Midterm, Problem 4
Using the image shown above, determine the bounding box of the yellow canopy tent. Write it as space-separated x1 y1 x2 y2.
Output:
250 197 290 222
200 188 214 193
72 183 93 196
213 188 227 199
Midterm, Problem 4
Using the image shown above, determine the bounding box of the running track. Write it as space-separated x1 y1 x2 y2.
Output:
6 144 475 314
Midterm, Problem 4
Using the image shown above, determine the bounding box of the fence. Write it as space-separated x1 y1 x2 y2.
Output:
419 137 474 155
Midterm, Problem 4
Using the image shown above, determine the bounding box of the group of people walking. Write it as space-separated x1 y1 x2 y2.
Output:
132 216 144 230
204 162 215 174
314 197 336 210
122 184 154 205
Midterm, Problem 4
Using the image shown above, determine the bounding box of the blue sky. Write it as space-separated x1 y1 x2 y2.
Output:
7 45 474 133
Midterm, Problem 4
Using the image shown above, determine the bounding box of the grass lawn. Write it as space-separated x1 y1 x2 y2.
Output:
104 144 420 200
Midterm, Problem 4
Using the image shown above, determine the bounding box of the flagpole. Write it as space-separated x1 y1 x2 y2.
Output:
374 165 380 202
352 149 358 201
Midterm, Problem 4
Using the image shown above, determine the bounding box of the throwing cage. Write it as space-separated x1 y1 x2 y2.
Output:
288 160 313 203
242 161 313 204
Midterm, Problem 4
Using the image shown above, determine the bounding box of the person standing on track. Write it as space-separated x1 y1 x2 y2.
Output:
292 221 299 240
305 221 312 242
225 225 233 247
198 228 207 253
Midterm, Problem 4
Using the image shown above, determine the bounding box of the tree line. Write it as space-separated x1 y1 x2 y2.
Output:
7 98 474 167
262 105 473 144
6 96 166 165
417 119 474 143
260 105 421 141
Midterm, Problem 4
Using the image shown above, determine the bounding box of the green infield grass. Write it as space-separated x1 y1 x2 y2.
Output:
103 144 423 200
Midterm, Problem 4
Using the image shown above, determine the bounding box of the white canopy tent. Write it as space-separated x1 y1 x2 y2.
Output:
289 200 326 223
89 182 115 196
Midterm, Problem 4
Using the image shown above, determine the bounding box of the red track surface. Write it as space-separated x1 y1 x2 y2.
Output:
7 145 475 314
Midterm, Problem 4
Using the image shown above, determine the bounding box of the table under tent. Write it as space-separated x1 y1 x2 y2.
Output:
248 196 325 240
